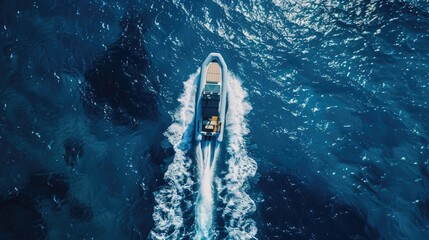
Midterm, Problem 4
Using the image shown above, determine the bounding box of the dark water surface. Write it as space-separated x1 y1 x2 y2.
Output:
1 0 429 239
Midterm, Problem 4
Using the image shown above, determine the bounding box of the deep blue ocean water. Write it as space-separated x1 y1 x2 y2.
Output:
1 0 429 239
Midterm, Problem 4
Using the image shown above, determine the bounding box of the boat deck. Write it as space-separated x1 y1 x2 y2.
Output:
206 61 221 83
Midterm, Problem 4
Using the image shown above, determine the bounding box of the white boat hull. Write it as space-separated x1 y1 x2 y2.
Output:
195 53 228 142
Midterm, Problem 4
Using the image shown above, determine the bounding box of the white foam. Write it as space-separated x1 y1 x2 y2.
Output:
194 140 221 239
219 73 258 239
150 71 199 239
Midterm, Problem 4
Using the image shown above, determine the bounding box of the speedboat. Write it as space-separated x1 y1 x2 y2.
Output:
195 53 228 142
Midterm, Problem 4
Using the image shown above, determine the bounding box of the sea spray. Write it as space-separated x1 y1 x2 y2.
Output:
150 71 199 239
219 73 258 239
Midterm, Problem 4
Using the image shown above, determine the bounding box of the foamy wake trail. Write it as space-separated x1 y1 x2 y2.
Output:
218 73 258 239
194 140 220 239
150 71 199 240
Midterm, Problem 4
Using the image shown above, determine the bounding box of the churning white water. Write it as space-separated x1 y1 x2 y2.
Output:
150 71 199 240
194 139 220 239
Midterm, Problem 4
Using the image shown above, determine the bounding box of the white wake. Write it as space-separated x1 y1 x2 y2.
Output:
194 139 220 239
150 71 199 239
218 73 258 239
151 71 257 240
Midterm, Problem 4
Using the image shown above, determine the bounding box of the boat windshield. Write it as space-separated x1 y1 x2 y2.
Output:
204 84 220 94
